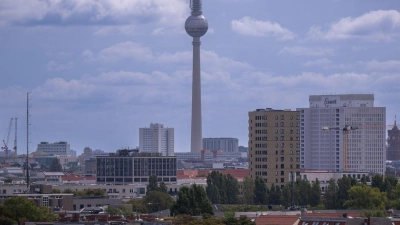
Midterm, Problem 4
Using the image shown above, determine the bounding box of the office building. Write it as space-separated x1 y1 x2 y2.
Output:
96 149 177 185
248 108 301 186
202 138 239 152
298 94 386 174
387 119 400 160
37 141 71 155
139 123 174 156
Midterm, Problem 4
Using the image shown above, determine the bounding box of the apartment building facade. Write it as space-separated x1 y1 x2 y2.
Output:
248 108 301 187
139 123 174 156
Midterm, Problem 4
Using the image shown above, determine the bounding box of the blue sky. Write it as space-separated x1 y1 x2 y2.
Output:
1 0 400 155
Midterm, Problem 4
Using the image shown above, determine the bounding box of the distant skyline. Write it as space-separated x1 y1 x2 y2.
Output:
1 0 399 155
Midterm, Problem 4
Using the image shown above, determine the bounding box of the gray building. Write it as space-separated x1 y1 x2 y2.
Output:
298 94 386 174
96 149 177 185
202 138 239 153
37 141 71 155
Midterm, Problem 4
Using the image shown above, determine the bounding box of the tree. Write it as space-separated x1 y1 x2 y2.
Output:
371 174 384 191
280 184 291 208
125 198 148 214
344 185 387 210
309 179 321 207
143 190 174 213
106 205 132 217
323 179 337 209
171 184 213 216
294 179 310 207
223 215 256 225
226 174 239 204
268 184 280 205
254 176 267 205
206 171 228 204
337 176 351 209
159 181 168 193
3 197 58 223
147 174 159 193
383 175 398 199
389 183 400 209
49 158 63 172
242 177 255 205
0 205 16 225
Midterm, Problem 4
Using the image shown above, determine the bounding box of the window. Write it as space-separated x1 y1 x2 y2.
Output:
42 196 49 207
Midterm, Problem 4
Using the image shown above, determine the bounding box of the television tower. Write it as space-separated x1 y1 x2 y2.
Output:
185 0 208 153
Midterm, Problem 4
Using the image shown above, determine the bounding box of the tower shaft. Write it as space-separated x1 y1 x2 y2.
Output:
191 37 202 153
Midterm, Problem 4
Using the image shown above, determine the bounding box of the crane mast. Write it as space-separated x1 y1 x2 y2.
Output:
2 118 14 156
14 118 17 156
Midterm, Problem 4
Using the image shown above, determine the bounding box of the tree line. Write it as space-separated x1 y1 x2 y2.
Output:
204 171 400 211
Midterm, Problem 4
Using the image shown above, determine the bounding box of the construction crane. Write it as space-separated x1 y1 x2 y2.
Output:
322 125 358 172
13 118 17 156
2 118 14 156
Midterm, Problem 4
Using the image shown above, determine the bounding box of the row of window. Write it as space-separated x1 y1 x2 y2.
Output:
254 115 300 120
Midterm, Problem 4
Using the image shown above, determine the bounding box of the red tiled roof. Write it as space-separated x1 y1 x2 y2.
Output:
255 215 299 225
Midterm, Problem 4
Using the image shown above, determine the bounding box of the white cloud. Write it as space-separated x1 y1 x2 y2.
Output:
361 60 400 71
231 17 295 40
307 10 400 41
279 46 334 56
0 0 188 34
45 60 74 72
303 58 333 68
83 42 154 63
82 42 252 73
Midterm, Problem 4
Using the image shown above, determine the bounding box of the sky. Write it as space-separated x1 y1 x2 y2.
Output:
1 0 400 155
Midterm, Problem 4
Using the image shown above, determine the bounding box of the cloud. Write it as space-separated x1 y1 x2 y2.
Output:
231 17 295 40
0 0 188 34
279 46 334 56
307 10 400 41
361 60 400 71
45 60 74 72
303 58 333 68
82 42 252 73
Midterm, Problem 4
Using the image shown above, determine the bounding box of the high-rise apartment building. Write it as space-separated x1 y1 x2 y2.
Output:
37 141 71 155
139 123 174 156
202 138 238 152
298 94 386 174
387 120 400 160
248 108 301 187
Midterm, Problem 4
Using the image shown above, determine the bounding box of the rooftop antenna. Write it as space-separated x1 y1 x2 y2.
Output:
26 92 31 190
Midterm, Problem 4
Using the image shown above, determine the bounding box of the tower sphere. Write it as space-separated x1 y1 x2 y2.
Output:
185 15 208 38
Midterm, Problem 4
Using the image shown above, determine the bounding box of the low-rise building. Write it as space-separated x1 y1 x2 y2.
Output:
96 149 177 185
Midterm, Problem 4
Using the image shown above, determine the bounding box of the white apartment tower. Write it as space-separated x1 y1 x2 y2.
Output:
139 123 174 156
298 94 386 174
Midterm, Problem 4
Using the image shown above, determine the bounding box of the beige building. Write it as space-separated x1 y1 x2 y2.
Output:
248 108 301 187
